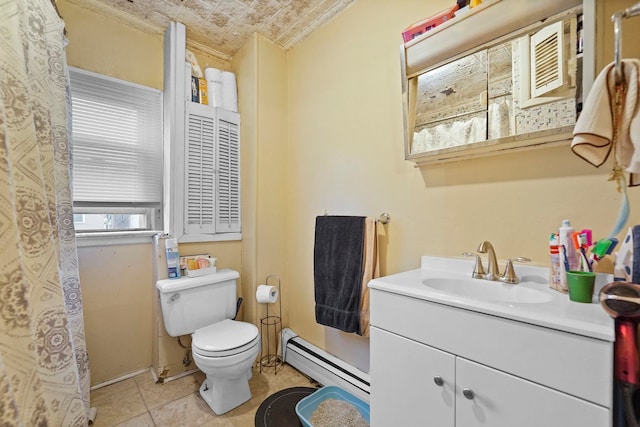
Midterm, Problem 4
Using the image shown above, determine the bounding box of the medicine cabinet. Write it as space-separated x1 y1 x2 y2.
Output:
401 0 595 165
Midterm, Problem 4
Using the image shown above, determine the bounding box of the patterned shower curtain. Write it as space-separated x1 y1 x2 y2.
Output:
0 0 90 425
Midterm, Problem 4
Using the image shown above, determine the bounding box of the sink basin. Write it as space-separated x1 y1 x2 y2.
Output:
422 277 553 304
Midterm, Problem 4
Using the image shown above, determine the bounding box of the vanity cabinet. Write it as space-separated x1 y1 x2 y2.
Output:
371 327 454 425
369 289 612 426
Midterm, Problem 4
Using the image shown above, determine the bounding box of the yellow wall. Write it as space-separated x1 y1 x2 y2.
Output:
284 0 640 371
57 0 242 385
57 0 640 384
596 1 640 72
60 0 163 89
77 244 154 383
234 34 259 332
233 34 289 359
253 36 289 330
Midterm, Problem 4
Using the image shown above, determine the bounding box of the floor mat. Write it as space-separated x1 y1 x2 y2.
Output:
254 386 318 427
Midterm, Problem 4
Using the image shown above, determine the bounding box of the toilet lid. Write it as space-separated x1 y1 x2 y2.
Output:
192 319 259 357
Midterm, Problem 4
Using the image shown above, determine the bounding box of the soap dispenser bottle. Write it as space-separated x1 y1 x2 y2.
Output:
165 237 181 279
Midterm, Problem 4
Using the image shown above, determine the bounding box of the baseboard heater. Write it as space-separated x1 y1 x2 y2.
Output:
281 328 370 403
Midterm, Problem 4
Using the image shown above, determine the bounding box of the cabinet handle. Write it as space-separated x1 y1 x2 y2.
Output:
433 376 444 386
462 388 474 400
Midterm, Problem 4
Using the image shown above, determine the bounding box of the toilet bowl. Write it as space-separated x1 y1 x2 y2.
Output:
156 269 261 415
191 319 261 414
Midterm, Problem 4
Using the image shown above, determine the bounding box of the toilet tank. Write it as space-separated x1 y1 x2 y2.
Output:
156 269 239 337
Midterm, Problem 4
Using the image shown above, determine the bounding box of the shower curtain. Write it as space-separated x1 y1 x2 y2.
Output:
0 0 90 425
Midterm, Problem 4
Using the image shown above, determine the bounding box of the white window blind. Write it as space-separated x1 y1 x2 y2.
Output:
69 68 163 208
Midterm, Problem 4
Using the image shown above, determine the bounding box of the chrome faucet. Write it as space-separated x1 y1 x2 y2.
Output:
469 241 532 283
477 241 499 281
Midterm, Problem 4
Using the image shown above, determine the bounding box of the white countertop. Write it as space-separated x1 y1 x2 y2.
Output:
368 256 615 341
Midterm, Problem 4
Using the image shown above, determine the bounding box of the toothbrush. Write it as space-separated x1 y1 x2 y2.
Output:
562 245 570 272
606 238 619 255
580 248 591 272
577 233 592 272
572 231 592 271
591 238 612 262
588 237 618 267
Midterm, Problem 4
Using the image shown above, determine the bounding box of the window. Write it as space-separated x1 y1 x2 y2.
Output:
69 67 163 233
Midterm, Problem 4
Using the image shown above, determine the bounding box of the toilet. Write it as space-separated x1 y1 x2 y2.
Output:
156 269 260 415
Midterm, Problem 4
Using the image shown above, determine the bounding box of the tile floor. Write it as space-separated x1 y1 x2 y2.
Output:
90 363 317 427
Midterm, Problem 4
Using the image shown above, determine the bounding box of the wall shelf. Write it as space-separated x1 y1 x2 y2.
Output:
404 0 582 77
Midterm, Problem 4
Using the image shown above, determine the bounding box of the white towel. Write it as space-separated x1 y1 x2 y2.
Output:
572 59 640 185
186 49 203 78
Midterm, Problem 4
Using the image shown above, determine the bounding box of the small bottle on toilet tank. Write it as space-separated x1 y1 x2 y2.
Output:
165 238 180 279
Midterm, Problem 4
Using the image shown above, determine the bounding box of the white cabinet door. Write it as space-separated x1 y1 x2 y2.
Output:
456 358 610 427
370 327 455 426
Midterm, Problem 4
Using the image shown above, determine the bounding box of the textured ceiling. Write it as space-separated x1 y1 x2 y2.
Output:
68 0 356 61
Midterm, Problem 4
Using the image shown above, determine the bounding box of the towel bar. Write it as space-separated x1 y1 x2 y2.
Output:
612 2 640 84
320 212 391 224
377 213 391 225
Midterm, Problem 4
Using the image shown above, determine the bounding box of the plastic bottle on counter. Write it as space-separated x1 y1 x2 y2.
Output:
165 237 181 279
549 233 562 291
558 219 579 291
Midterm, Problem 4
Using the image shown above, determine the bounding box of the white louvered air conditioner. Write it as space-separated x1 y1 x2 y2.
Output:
516 17 574 110
530 20 564 98
184 102 241 237
214 113 241 233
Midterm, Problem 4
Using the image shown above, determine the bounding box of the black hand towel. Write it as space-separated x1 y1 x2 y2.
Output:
314 216 365 334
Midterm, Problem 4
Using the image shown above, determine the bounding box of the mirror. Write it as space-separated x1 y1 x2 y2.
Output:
412 50 489 154
402 1 588 165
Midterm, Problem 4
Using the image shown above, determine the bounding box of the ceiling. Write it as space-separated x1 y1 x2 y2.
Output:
67 0 356 61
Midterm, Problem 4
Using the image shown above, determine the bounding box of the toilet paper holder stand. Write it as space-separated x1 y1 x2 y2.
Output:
258 274 282 374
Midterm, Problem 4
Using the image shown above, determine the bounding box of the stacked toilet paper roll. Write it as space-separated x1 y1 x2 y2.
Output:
204 67 223 108
256 284 279 303
203 68 238 112
221 71 238 112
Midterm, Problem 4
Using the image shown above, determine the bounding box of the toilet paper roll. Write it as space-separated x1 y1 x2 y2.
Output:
204 67 222 82
256 284 279 304
208 80 223 107
221 71 238 112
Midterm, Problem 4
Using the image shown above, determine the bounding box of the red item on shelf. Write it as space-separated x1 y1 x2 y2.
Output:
401 4 459 43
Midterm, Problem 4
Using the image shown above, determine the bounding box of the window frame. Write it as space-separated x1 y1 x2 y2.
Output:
69 67 164 246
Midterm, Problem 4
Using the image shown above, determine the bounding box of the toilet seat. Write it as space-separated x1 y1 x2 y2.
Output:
192 319 259 357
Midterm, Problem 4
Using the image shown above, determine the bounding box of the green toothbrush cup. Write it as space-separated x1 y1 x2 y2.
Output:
566 271 596 303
